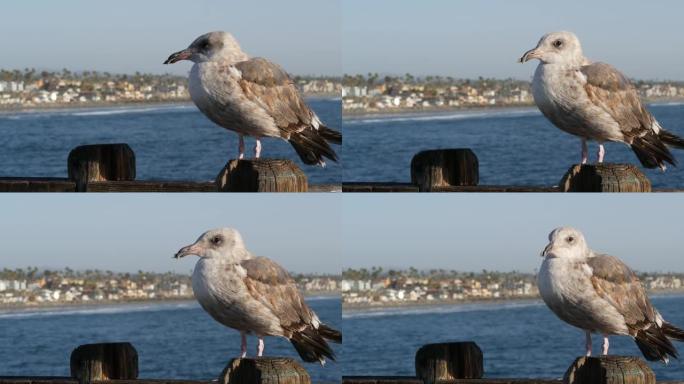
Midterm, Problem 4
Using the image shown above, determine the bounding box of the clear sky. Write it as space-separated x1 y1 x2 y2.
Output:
343 194 684 273
343 0 684 80
1 0 340 76
0 194 341 274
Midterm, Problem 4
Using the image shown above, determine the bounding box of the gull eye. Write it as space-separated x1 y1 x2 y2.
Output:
202 41 210 49
566 236 574 243
210 235 222 245
553 39 563 48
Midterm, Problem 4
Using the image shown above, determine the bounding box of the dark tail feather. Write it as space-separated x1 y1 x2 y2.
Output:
660 129 684 149
318 125 342 145
634 326 679 363
663 322 684 341
631 132 676 169
290 326 336 364
318 323 342 343
289 126 340 165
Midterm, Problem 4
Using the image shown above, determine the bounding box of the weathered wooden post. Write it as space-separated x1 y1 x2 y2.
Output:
216 159 308 192
559 164 651 192
414 342 483 384
70 342 138 383
219 357 310 384
564 356 655 384
68 144 136 192
410 149 479 192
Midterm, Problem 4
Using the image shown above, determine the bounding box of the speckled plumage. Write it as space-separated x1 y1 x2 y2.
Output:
522 31 684 169
165 31 341 165
175 228 341 364
538 227 684 363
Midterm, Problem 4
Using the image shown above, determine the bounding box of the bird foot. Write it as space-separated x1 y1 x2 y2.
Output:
256 337 264 357
601 335 609 356
596 144 605 163
254 139 262 159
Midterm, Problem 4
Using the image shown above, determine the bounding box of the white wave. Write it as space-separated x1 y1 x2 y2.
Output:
343 300 544 319
70 105 195 117
0 104 195 120
0 301 198 319
649 101 684 107
344 108 541 126
305 295 340 302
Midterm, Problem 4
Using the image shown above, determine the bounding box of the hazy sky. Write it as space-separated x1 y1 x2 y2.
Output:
343 0 684 80
343 194 684 273
1 0 340 76
0 194 341 274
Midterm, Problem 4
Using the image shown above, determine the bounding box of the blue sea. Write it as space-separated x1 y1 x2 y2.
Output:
342 295 684 381
342 103 684 189
0 98 341 185
0 297 340 383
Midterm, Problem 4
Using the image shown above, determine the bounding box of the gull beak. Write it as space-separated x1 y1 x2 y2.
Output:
164 49 193 64
174 243 203 259
519 48 541 63
540 243 554 258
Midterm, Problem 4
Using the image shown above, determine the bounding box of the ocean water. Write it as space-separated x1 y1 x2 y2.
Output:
0 98 341 185
0 297 341 383
342 295 684 381
342 103 684 189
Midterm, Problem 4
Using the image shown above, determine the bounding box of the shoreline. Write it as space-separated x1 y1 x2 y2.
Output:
0 93 338 114
343 289 684 312
342 96 684 119
343 296 541 312
343 104 539 122
343 103 536 118
0 100 192 114
0 290 339 312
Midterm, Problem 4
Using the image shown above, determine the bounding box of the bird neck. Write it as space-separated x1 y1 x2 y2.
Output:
212 46 250 64
229 247 254 262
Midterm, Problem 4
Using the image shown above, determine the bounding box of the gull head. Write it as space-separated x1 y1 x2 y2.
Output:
519 31 584 66
540 226 589 260
164 31 247 65
174 227 246 260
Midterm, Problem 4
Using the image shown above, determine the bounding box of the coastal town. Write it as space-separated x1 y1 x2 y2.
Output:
342 267 684 306
0 267 340 307
0 68 341 109
6 68 681 114
342 73 684 114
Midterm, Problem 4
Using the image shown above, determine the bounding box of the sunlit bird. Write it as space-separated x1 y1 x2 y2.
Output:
521 31 684 170
174 227 341 364
538 227 684 362
165 31 341 166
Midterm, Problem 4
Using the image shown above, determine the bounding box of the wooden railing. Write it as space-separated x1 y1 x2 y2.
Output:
343 149 663 192
0 143 339 192
342 341 683 384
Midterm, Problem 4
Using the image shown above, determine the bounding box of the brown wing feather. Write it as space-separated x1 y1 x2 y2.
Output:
587 254 656 334
234 58 315 138
581 63 655 140
241 256 315 337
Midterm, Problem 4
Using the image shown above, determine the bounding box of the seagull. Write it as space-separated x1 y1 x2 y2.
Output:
174 227 341 364
520 31 684 170
164 31 341 166
538 227 684 363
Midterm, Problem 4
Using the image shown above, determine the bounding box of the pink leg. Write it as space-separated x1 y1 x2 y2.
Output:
602 334 609 355
238 135 245 160
254 138 262 159
581 139 588 164
597 144 605 163
257 336 265 357
240 331 247 358
585 331 592 357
